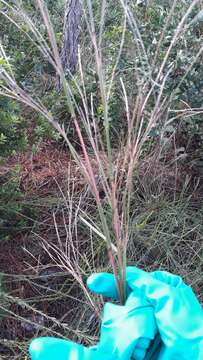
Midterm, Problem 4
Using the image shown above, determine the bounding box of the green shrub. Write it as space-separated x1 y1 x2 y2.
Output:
0 98 28 157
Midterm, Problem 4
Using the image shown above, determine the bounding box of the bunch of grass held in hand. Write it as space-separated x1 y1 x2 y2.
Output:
0 0 203 306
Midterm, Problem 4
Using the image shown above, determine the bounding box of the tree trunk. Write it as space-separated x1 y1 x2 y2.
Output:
60 0 82 76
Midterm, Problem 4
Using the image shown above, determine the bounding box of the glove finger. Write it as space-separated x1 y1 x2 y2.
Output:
87 272 120 299
125 266 187 296
29 337 116 360
151 270 186 288
29 337 85 360
87 268 146 299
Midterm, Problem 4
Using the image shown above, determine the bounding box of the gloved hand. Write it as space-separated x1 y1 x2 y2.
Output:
29 267 203 360
87 267 203 359
29 292 157 360
29 267 158 360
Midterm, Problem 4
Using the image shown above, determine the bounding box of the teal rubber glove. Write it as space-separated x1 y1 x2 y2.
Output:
29 279 157 360
29 267 203 360
88 267 203 359
29 267 158 360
